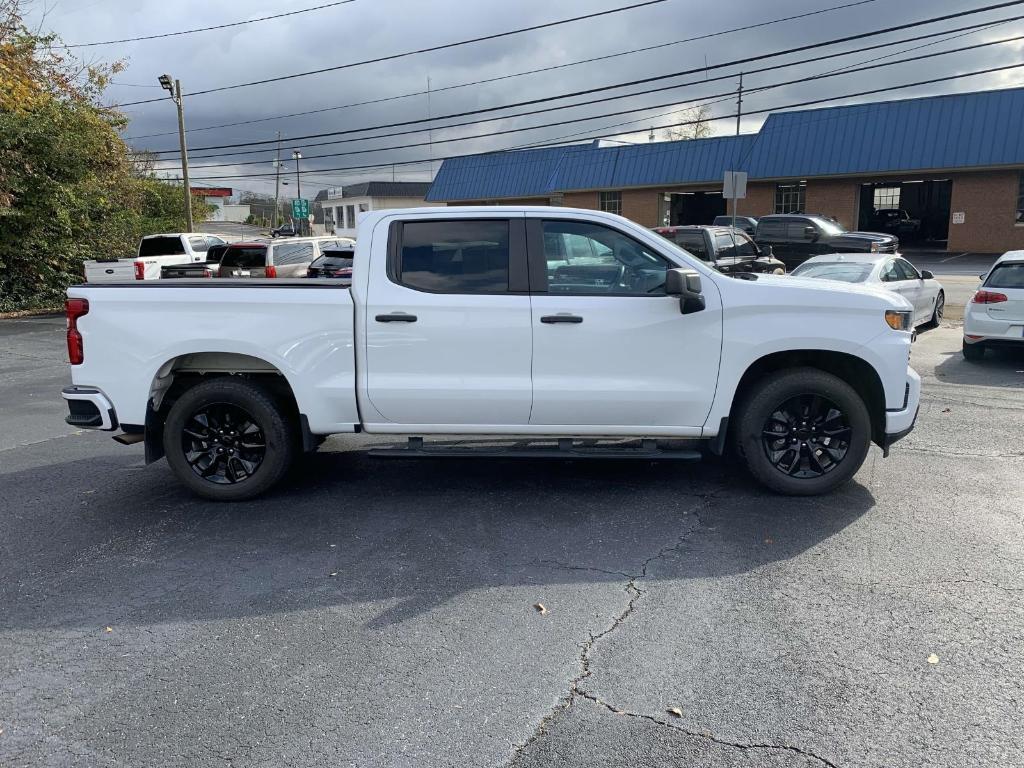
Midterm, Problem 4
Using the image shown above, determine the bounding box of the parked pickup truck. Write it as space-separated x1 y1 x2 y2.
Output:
83 233 227 283
62 207 920 501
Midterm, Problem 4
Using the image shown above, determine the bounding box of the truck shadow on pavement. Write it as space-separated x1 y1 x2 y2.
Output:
0 447 876 632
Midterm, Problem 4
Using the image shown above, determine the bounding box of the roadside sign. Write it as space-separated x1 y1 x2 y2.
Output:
951 211 965 224
291 198 309 218
723 171 747 199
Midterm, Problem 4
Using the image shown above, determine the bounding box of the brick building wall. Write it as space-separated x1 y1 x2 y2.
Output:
805 180 860 230
947 170 1024 253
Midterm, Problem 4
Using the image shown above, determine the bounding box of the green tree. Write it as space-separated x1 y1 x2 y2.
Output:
0 1 209 312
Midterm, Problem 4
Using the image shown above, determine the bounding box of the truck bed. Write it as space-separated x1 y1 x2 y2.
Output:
66 280 360 434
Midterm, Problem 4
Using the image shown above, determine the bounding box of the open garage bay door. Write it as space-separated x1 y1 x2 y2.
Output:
858 179 952 247
669 191 727 226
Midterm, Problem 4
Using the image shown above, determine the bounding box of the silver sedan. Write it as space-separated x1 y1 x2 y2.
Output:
790 253 944 328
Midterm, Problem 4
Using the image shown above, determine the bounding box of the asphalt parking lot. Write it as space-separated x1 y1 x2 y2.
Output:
1 308 1022 767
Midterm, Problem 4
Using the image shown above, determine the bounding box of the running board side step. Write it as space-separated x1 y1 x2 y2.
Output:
368 437 702 461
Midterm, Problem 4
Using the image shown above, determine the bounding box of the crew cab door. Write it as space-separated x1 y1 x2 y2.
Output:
363 216 533 426
526 217 722 431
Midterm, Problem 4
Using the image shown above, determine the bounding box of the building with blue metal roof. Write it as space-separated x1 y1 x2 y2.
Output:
426 86 1024 253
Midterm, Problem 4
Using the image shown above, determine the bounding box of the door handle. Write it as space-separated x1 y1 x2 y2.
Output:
540 314 583 324
376 312 417 323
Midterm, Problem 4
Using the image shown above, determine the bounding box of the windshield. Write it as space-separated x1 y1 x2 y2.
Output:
790 262 873 283
806 216 846 236
985 262 1024 289
138 236 185 257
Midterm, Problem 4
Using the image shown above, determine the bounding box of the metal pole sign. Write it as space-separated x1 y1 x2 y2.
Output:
291 198 309 219
723 171 747 199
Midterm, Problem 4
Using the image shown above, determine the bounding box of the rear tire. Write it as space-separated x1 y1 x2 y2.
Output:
962 340 985 362
163 378 296 501
733 368 871 496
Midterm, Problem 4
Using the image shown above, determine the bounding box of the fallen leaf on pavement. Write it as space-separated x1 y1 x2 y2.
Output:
942 408 951 413
667 707 683 718
927 653 939 664
104 626 112 633
329 572 338 577
533 603 547 614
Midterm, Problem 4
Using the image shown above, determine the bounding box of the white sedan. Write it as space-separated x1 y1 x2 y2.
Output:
789 253 944 328
963 250 1024 361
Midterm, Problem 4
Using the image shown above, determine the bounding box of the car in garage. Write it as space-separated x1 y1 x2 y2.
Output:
869 208 921 237
963 250 1024 360
790 253 943 329
754 214 898 269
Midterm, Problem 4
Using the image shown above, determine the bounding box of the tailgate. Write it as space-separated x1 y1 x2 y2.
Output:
84 260 136 283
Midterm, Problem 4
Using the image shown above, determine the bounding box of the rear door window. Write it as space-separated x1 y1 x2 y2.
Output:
220 246 267 269
139 236 186 257
756 219 786 239
396 220 510 293
668 232 709 260
189 236 209 253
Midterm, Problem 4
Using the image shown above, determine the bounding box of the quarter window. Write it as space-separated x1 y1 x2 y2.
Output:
398 220 510 293
541 220 670 295
774 183 806 214
714 233 738 258
879 260 900 282
599 191 622 216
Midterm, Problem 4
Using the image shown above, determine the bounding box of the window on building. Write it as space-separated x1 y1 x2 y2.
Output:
774 183 806 214
1017 172 1024 223
398 220 510 293
345 205 356 228
873 185 901 211
599 191 622 216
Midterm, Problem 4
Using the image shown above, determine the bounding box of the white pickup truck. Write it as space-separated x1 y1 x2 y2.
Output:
62 207 920 501
83 233 228 282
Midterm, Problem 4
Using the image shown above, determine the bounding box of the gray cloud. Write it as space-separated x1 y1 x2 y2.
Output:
28 0 1024 196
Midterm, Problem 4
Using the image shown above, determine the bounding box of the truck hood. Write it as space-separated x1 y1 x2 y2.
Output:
731 272 913 311
833 231 897 244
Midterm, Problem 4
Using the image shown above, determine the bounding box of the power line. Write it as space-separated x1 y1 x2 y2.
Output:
183 66 1024 182
123 0 881 140
52 0 358 48
143 2 1024 158
110 0 668 108
184 29 1024 169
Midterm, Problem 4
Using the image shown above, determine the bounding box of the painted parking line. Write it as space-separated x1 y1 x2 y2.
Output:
940 252 970 262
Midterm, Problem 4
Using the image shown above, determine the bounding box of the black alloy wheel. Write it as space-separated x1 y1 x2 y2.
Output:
761 394 851 478
182 403 266 484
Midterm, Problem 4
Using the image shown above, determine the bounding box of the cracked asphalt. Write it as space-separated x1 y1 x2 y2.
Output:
1 314 1022 768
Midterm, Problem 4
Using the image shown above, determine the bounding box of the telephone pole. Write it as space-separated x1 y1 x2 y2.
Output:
272 132 282 228
158 74 193 232
735 72 743 136
292 150 303 234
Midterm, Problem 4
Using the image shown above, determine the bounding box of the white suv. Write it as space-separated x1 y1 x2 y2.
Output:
963 250 1024 360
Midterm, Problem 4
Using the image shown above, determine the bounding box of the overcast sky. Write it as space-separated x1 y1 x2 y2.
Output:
26 0 1024 196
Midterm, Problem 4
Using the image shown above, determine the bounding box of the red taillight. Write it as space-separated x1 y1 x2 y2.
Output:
133 260 145 280
972 290 1008 304
202 268 212 278
66 298 89 365
265 265 277 278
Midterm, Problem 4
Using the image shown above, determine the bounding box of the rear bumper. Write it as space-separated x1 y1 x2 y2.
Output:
882 365 920 455
62 386 118 431
963 310 1024 345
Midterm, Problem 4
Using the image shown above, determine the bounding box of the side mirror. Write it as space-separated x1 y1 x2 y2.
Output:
665 268 706 315
803 226 819 241
761 244 773 258
919 269 933 280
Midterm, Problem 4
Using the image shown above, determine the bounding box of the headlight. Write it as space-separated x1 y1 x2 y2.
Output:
885 310 912 331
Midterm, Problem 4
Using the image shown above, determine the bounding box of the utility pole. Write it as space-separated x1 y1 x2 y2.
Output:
735 72 743 137
292 150 303 234
272 132 282 229
426 76 434 179
158 74 192 232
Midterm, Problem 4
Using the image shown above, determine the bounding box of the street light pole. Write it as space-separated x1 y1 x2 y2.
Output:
159 74 192 232
292 150 303 234
272 132 282 229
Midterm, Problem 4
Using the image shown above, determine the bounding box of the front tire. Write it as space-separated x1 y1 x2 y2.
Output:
163 378 296 501
734 368 871 496
924 291 944 329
